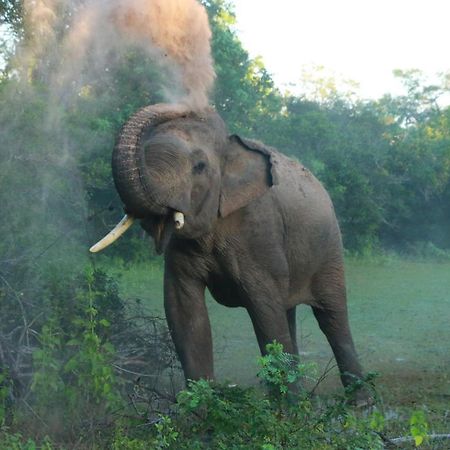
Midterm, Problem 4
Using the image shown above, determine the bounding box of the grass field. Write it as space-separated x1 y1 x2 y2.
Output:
109 256 450 433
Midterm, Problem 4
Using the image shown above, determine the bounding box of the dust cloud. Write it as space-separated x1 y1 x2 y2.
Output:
3 0 216 276
2 0 217 281
22 0 215 111
114 0 215 109
23 0 60 45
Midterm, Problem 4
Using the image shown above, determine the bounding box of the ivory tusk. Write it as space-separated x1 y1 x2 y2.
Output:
174 212 185 230
89 214 135 253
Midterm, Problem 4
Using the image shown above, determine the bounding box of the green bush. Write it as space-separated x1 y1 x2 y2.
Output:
113 343 385 449
28 267 123 442
0 266 178 445
0 431 54 450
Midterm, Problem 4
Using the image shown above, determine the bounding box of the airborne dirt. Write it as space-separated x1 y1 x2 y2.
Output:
21 0 215 111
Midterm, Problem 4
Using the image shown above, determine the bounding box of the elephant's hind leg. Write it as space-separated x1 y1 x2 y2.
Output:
311 264 364 389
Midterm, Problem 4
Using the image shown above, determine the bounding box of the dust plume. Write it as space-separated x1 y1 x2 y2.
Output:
23 0 60 44
46 0 216 111
114 0 215 110
20 0 61 76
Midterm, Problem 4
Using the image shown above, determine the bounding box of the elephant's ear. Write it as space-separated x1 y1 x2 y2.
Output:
219 135 279 217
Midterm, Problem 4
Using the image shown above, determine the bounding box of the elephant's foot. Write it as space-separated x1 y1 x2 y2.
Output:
346 384 376 409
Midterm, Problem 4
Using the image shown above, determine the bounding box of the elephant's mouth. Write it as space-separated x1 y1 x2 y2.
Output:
141 213 176 255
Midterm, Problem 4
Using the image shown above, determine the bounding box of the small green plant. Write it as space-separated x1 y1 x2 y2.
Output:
63 267 121 412
257 341 316 397
29 267 123 442
410 410 429 447
112 429 152 450
31 322 65 412
0 370 12 425
0 431 54 450
154 416 179 449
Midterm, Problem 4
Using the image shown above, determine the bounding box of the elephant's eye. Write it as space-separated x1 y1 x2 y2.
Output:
193 161 207 175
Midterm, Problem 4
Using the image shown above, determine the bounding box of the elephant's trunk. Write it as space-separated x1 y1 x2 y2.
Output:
88 104 191 253
112 103 190 217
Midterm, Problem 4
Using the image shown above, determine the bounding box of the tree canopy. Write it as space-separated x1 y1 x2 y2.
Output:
1 0 449 262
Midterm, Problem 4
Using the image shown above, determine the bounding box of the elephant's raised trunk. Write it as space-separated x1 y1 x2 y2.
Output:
88 104 191 253
112 103 190 217
90 103 217 253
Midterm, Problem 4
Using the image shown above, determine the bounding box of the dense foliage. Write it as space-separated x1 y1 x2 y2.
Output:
0 342 434 449
2 1 450 257
0 0 449 447
112 343 384 449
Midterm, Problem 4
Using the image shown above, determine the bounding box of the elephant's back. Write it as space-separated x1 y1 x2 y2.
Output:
272 150 338 228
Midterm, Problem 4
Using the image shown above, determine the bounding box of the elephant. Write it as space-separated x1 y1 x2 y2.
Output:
90 103 366 395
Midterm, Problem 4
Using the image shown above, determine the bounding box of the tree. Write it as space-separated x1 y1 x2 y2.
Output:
206 0 283 139
0 0 23 37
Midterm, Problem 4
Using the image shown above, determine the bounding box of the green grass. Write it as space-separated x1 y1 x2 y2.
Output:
108 256 450 421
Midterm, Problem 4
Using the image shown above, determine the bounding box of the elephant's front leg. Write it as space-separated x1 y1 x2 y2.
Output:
247 303 295 356
164 268 213 382
244 269 293 356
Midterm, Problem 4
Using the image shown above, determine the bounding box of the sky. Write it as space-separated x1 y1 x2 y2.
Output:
232 0 450 100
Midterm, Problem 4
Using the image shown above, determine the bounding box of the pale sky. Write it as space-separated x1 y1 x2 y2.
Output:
233 0 450 99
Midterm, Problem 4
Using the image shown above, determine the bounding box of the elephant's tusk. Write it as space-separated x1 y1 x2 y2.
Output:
174 212 185 230
89 214 135 253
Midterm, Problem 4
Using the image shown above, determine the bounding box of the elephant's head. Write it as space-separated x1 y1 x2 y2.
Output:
90 103 278 254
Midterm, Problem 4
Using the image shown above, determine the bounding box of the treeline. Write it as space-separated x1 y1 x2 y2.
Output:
271 85 450 253
2 1 450 259
213 7 450 255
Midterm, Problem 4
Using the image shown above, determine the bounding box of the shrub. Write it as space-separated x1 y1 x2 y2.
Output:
113 343 385 449
0 266 179 445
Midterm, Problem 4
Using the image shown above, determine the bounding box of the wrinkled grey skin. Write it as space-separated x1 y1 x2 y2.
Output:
112 104 364 391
